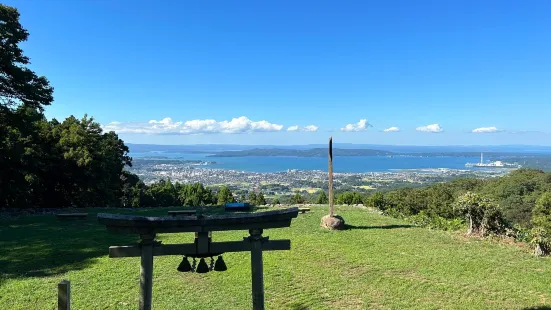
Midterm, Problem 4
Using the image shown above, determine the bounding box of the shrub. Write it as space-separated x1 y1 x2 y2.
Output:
454 192 506 236
530 192 551 256
365 192 385 210
406 211 465 231
530 227 551 256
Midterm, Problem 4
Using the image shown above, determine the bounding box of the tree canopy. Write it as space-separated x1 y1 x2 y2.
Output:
0 5 131 209
316 190 328 204
0 5 53 111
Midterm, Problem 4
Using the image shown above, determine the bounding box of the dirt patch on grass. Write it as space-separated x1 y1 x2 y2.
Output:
326 295 364 309
450 231 533 252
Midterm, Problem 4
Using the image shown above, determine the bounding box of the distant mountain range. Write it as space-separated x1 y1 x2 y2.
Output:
127 143 551 155
206 148 393 157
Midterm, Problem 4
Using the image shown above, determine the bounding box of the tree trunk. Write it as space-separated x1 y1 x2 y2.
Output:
467 215 479 236
534 243 548 257
467 216 474 235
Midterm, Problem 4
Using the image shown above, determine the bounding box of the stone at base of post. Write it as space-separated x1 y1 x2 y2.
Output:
320 214 345 230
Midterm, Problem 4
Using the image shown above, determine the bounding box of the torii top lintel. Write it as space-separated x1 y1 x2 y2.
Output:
97 207 299 235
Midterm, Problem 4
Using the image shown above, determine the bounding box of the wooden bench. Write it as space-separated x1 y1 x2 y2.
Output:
298 208 310 214
56 213 88 220
168 210 197 216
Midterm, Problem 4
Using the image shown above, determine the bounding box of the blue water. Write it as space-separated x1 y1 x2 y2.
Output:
130 152 482 173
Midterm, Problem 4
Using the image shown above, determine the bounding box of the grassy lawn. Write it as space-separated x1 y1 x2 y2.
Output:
1 206 550 309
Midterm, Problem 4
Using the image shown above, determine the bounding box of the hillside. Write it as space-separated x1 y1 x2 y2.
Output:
1 206 549 309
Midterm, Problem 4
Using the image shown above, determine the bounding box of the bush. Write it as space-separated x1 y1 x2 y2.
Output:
455 192 506 236
530 192 551 256
365 192 385 210
290 192 305 204
405 211 465 231
531 227 551 256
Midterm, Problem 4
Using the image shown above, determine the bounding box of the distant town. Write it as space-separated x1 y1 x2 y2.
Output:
129 158 512 197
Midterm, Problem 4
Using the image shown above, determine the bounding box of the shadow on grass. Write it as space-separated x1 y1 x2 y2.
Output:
523 307 551 310
344 224 414 230
0 212 139 287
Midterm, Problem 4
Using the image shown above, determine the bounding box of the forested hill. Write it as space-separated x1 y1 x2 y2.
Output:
207 148 393 157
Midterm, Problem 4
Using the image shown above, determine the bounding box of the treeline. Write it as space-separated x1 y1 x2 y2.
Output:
345 169 551 256
278 169 551 255
120 178 238 208
368 169 551 227
1 5 130 209
121 178 275 208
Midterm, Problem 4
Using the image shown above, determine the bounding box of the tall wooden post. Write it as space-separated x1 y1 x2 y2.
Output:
140 234 155 310
58 280 71 310
249 229 265 310
328 137 334 216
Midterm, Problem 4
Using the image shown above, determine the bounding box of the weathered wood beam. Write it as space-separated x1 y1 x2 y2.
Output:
58 280 71 310
98 208 298 235
250 229 265 310
109 240 291 258
329 137 334 217
104 220 296 235
140 235 155 310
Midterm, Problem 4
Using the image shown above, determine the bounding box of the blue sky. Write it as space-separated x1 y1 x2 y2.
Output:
8 0 551 145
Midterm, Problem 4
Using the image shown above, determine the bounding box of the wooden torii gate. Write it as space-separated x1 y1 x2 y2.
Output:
98 208 298 310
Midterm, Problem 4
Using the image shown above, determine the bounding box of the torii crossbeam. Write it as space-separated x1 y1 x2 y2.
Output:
98 208 299 310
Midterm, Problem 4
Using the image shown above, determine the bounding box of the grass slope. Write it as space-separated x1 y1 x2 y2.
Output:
1 206 550 309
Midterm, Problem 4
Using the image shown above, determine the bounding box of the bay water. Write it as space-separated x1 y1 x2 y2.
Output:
130 152 482 173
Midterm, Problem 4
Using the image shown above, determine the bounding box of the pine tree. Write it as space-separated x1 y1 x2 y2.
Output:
316 190 329 204
217 186 234 205
256 192 266 205
248 192 257 205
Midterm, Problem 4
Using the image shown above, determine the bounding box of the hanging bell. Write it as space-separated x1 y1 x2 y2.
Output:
177 256 192 272
214 255 227 272
196 258 210 273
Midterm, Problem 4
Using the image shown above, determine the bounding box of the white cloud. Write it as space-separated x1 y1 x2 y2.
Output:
304 125 319 132
102 116 284 135
287 125 319 132
341 119 372 132
472 126 501 133
416 124 443 133
383 126 400 132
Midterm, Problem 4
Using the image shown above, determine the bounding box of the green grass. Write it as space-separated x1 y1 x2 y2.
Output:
353 185 376 190
292 187 322 194
1 206 550 309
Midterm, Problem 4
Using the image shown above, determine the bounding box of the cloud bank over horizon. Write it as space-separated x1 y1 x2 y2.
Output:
103 116 287 135
103 117 323 135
